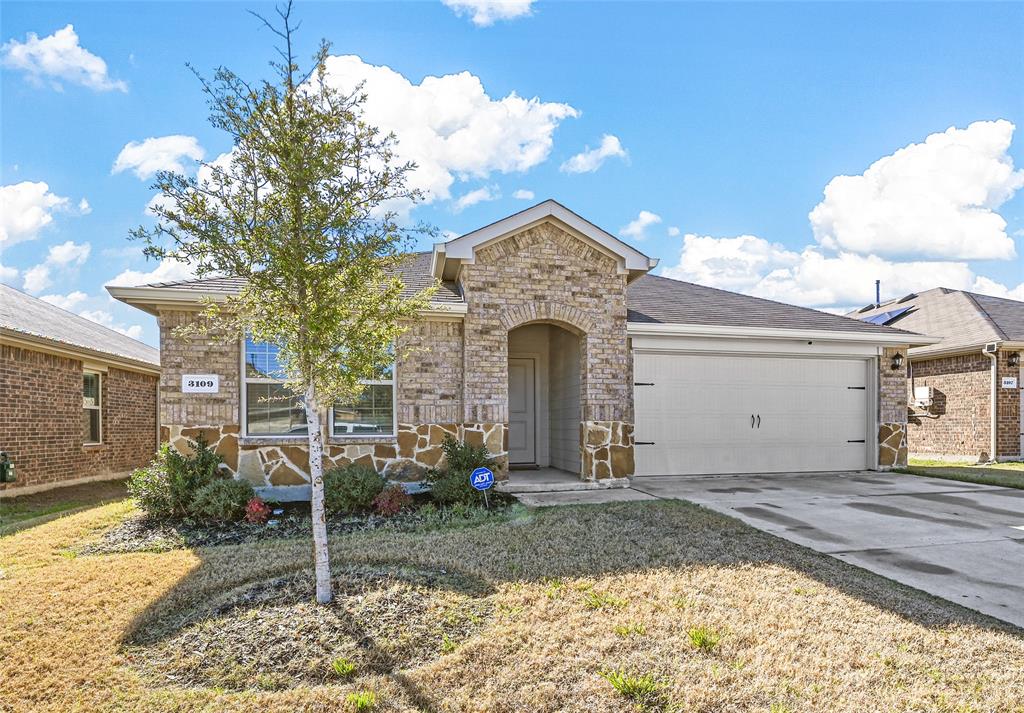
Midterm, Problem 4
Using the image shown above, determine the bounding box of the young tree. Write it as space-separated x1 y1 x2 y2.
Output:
133 1 436 603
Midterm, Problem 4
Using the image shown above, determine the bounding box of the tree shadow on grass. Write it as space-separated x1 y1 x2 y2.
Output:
115 499 1023 708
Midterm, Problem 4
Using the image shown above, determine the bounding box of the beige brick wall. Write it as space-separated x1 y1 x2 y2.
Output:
878 347 909 468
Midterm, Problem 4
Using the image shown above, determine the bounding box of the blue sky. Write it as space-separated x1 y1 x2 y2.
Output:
2 0 1022 347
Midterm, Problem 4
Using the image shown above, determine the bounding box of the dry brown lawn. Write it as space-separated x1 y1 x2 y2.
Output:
2 497 1023 712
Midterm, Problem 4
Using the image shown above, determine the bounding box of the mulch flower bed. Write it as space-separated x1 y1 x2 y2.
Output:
81 498 518 555
123 565 494 690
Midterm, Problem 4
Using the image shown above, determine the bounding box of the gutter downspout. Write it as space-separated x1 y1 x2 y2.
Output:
983 347 998 463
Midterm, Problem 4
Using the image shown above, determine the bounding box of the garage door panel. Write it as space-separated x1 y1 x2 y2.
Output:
634 353 869 476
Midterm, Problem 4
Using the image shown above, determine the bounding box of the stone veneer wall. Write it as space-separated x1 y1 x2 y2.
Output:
458 222 635 480
878 346 909 468
908 350 1021 460
581 421 633 480
1 343 157 492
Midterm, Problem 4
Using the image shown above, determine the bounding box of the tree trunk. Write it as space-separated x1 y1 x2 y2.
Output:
304 385 332 604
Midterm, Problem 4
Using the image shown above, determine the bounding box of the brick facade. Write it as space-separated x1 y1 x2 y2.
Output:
157 222 636 487
0 343 158 491
908 350 1021 460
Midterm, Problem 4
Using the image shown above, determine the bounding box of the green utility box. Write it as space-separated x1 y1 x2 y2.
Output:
0 452 14 483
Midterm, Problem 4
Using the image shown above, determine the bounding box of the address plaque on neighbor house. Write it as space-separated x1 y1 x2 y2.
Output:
181 374 220 394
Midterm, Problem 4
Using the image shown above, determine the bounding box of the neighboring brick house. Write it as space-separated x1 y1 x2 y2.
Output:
1 284 160 495
851 288 1024 462
109 201 928 495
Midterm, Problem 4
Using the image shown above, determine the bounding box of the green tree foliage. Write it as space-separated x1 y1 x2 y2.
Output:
131 2 436 602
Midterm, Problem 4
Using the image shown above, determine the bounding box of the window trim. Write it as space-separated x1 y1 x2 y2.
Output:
83 369 102 446
240 337 398 439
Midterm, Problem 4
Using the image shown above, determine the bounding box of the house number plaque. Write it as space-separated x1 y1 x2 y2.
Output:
182 374 220 394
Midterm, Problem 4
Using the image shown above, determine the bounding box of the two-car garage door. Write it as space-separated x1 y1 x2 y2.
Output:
633 352 870 476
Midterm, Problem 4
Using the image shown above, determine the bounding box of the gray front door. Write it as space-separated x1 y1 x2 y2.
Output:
508 357 536 464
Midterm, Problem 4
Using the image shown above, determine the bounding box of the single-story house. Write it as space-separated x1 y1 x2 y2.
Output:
1 284 160 495
851 287 1023 462
108 200 931 493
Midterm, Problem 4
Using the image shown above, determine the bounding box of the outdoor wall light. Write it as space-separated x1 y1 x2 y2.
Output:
891 352 905 370
1009 352 1021 367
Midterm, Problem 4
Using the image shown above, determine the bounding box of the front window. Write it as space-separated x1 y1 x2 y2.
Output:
243 337 395 437
83 371 101 444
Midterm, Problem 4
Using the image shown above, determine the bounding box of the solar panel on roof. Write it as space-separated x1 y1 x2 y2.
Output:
861 306 910 325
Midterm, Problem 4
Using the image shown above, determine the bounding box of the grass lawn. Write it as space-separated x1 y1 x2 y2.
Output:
900 458 1024 490
0 478 129 534
2 498 1023 712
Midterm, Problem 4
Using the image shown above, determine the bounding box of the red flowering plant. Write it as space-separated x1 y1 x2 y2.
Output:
372 484 412 517
245 496 271 524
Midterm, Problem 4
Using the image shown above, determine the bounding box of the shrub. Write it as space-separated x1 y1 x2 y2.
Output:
128 435 223 519
245 496 271 524
428 435 496 506
189 479 255 521
323 463 385 514
372 484 411 516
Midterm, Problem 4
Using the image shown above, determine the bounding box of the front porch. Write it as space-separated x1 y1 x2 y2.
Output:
495 466 631 493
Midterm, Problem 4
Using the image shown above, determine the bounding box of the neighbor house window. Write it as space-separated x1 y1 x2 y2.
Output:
83 371 102 444
243 337 395 438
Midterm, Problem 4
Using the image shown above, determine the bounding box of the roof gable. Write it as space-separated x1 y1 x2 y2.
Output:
432 200 657 282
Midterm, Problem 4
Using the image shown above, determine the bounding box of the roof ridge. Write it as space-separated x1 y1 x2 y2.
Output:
961 290 1010 341
641 273 920 336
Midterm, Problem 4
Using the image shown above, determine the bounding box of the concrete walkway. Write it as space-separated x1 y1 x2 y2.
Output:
631 471 1024 628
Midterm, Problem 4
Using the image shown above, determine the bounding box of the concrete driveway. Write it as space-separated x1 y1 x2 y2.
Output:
631 471 1024 629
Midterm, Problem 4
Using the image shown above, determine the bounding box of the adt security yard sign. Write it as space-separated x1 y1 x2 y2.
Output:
471 467 494 491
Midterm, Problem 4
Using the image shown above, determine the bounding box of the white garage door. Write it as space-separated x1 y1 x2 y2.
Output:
633 353 870 476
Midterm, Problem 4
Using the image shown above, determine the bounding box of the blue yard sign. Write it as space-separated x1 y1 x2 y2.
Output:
470 466 494 491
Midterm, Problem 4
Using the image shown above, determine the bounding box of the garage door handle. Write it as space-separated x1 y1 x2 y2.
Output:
756 414 761 428
634 382 655 386
635 441 656 445
847 439 866 443
751 414 755 428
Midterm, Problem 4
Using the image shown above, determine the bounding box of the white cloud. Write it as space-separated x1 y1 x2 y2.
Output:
619 210 662 240
106 257 196 287
22 240 91 293
113 135 205 180
1 24 126 92
441 0 534 26
0 181 69 247
320 55 577 210
78 198 92 214
513 189 535 200
452 185 499 212
560 134 627 174
810 119 1024 260
0 263 18 285
78 309 143 340
667 226 680 237
39 290 88 310
661 233 977 308
971 276 1024 302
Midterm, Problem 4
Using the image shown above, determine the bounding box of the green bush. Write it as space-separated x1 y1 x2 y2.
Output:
427 435 495 506
189 478 255 521
323 463 385 513
128 435 224 519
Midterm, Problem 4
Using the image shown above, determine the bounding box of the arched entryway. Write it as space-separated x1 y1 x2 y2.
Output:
507 322 583 476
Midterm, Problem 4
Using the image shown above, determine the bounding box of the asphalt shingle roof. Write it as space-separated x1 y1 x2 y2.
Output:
627 274 917 335
142 252 463 304
1 283 159 366
849 287 1024 355
125 253 922 339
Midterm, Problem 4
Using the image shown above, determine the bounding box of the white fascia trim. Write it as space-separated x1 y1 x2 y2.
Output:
437 200 658 273
909 340 1024 360
626 321 937 346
